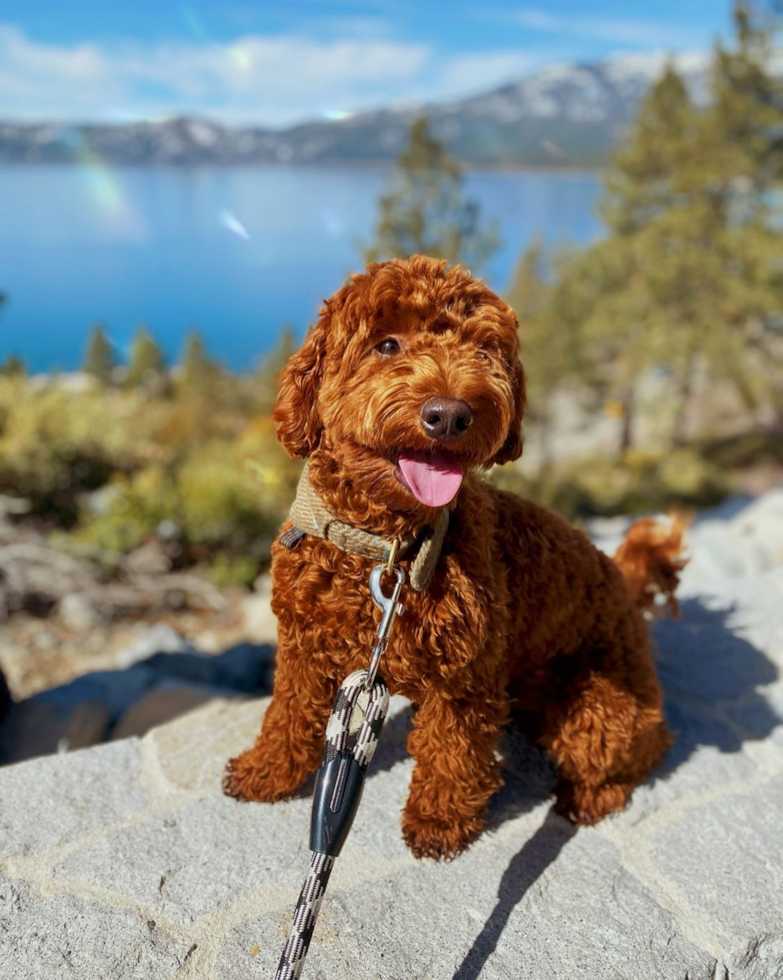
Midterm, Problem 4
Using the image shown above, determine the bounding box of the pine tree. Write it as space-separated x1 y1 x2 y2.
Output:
362 116 498 273
256 325 299 414
180 329 217 387
127 326 165 388
506 240 586 473
84 324 117 385
600 64 694 236
697 0 783 425
0 354 25 377
567 63 700 452
572 9 783 450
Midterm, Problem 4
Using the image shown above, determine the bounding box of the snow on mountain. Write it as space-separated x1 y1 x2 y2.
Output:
0 49 770 168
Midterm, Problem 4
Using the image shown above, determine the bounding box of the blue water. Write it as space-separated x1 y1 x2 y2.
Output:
0 165 602 372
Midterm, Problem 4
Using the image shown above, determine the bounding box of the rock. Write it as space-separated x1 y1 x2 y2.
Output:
214 642 275 692
148 697 266 795
0 873 194 979
0 633 274 766
114 624 194 669
0 664 11 721
588 488 783 590
0 492 782 978
0 738 150 861
0 693 732 980
121 539 173 576
0 530 97 613
242 574 277 643
23 665 159 728
111 679 242 741
0 697 109 765
652 776 783 949
58 592 107 630
0 494 32 518
727 934 783 980
130 638 274 693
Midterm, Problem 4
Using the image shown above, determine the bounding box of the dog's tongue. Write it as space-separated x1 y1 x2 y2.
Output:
398 451 463 507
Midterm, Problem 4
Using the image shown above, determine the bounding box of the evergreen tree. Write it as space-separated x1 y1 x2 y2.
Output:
697 0 783 424
707 1 782 199
506 240 586 473
256 325 299 414
362 116 498 273
127 326 166 388
570 8 783 450
545 65 699 453
600 64 694 236
180 329 217 387
84 324 117 385
0 354 25 377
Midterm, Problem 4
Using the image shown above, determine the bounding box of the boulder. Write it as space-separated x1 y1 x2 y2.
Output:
110 679 243 740
0 697 109 765
241 573 277 642
1 492 782 978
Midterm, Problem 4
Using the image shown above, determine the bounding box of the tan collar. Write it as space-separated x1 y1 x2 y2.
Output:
281 462 449 591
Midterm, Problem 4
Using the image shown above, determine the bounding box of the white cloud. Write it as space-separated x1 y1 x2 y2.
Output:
511 9 699 50
0 21 540 126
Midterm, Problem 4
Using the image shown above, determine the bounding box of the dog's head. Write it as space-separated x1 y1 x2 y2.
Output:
273 255 525 513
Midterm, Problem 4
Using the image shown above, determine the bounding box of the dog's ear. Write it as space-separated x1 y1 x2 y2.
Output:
491 359 526 466
272 310 329 459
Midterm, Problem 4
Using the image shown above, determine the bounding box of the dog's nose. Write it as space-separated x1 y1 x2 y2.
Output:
420 397 474 441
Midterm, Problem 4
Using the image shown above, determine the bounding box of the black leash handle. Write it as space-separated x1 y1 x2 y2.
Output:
274 669 390 980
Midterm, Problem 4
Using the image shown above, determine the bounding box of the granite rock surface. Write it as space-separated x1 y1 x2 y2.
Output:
1 492 782 979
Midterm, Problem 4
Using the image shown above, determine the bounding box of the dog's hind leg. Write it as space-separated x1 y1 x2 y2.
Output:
223 635 338 803
539 643 671 825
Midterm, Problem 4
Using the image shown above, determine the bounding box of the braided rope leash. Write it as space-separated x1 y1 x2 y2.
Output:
274 564 403 980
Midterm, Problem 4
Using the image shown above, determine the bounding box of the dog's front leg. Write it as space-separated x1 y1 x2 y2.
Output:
223 636 337 803
402 689 507 859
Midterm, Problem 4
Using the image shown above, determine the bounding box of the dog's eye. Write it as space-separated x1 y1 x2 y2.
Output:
375 338 401 357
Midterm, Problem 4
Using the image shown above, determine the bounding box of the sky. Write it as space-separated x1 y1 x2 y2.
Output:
0 0 741 128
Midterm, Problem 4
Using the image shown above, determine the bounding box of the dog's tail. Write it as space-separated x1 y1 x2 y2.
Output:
613 515 689 618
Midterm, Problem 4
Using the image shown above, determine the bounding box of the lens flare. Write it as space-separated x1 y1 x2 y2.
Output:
179 1 210 40
220 209 251 240
64 128 142 238
229 45 253 73
322 109 355 122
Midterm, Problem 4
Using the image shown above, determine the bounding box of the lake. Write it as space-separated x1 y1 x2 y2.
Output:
0 165 602 372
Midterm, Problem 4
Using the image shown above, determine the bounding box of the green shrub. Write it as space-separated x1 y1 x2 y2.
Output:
492 447 729 520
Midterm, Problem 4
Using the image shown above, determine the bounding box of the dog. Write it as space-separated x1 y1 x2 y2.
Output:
223 255 686 859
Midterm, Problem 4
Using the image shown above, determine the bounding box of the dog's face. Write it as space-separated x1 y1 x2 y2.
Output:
273 256 525 514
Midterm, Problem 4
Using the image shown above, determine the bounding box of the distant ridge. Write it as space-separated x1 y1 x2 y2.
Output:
0 50 757 168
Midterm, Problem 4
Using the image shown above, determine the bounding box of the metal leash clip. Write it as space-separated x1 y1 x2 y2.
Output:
367 562 405 689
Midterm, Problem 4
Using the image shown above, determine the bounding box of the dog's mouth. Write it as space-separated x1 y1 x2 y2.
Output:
394 450 464 507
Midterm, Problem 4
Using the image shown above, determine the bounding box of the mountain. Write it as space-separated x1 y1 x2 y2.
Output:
0 51 720 169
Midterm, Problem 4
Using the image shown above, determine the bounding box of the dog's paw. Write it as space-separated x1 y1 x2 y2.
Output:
222 751 301 803
401 810 484 860
555 780 632 825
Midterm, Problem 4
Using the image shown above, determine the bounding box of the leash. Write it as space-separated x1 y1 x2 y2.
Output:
274 557 406 980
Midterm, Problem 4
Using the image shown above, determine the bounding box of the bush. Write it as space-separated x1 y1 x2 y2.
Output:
0 373 300 581
492 447 729 520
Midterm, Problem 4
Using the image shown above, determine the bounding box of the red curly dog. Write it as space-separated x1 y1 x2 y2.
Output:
224 255 686 859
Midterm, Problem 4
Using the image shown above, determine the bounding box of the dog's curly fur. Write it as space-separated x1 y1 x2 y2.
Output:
223 255 687 859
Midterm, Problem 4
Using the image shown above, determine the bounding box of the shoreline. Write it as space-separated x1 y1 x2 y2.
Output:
0 159 605 177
